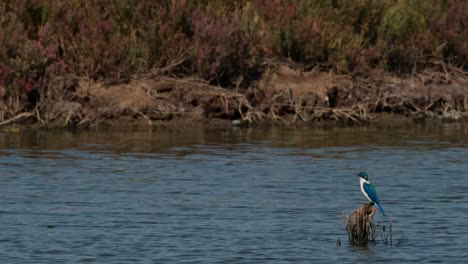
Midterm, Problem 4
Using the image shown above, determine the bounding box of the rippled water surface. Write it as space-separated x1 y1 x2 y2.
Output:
0 123 467 263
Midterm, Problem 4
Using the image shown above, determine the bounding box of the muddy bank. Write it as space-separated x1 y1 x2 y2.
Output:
1 66 468 129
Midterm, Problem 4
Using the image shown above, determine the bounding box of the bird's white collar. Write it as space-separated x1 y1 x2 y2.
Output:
360 177 370 185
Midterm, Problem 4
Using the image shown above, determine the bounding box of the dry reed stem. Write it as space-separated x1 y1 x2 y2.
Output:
346 203 377 247
345 203 396 247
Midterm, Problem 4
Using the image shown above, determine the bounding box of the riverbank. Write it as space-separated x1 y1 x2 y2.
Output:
1 1 467 129
1 65 467 130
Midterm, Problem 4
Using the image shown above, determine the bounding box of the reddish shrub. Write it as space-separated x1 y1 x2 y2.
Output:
0 0 465 115
431 0 468 61
190 7 256 85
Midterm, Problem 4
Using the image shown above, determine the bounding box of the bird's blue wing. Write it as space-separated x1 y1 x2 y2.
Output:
363 182 380 204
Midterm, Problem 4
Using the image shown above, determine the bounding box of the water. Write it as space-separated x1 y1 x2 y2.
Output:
0 123 467 263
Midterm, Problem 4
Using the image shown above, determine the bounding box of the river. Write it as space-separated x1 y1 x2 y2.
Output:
0 123 467 263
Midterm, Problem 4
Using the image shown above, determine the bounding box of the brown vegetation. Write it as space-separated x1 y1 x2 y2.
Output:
346 203 378 246
1 63 467 128
346 203 393 247
0 1 467 128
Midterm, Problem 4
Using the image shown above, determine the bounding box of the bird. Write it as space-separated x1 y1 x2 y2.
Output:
356 171 386 216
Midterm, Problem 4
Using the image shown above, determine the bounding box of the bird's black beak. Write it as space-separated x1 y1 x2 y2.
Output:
355 173 360 177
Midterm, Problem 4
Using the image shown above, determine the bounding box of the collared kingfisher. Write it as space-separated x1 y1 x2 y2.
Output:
356 171 386 216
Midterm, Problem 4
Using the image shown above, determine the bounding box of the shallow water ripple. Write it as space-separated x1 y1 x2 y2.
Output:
0 124 467 263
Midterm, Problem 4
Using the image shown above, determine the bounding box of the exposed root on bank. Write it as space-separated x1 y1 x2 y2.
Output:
1 64 467 128
35 108 46 127
135 110 153 126
0 112 35 126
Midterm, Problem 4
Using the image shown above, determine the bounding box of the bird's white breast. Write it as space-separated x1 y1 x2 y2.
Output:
360 178 372 202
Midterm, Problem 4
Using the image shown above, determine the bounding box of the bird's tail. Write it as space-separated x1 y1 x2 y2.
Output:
376 202 386 216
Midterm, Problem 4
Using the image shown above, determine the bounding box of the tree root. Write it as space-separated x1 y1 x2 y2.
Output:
35 108 46 127
0 112 35 126
1 64 466 128
135 110 153 126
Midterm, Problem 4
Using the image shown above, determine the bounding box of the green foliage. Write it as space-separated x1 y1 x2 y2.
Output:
380 0 428 40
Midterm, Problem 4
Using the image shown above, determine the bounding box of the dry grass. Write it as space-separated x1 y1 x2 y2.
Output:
345 203 393 247
346 203 377 247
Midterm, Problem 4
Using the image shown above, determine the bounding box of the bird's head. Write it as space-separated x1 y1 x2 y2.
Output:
356 171 369 180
